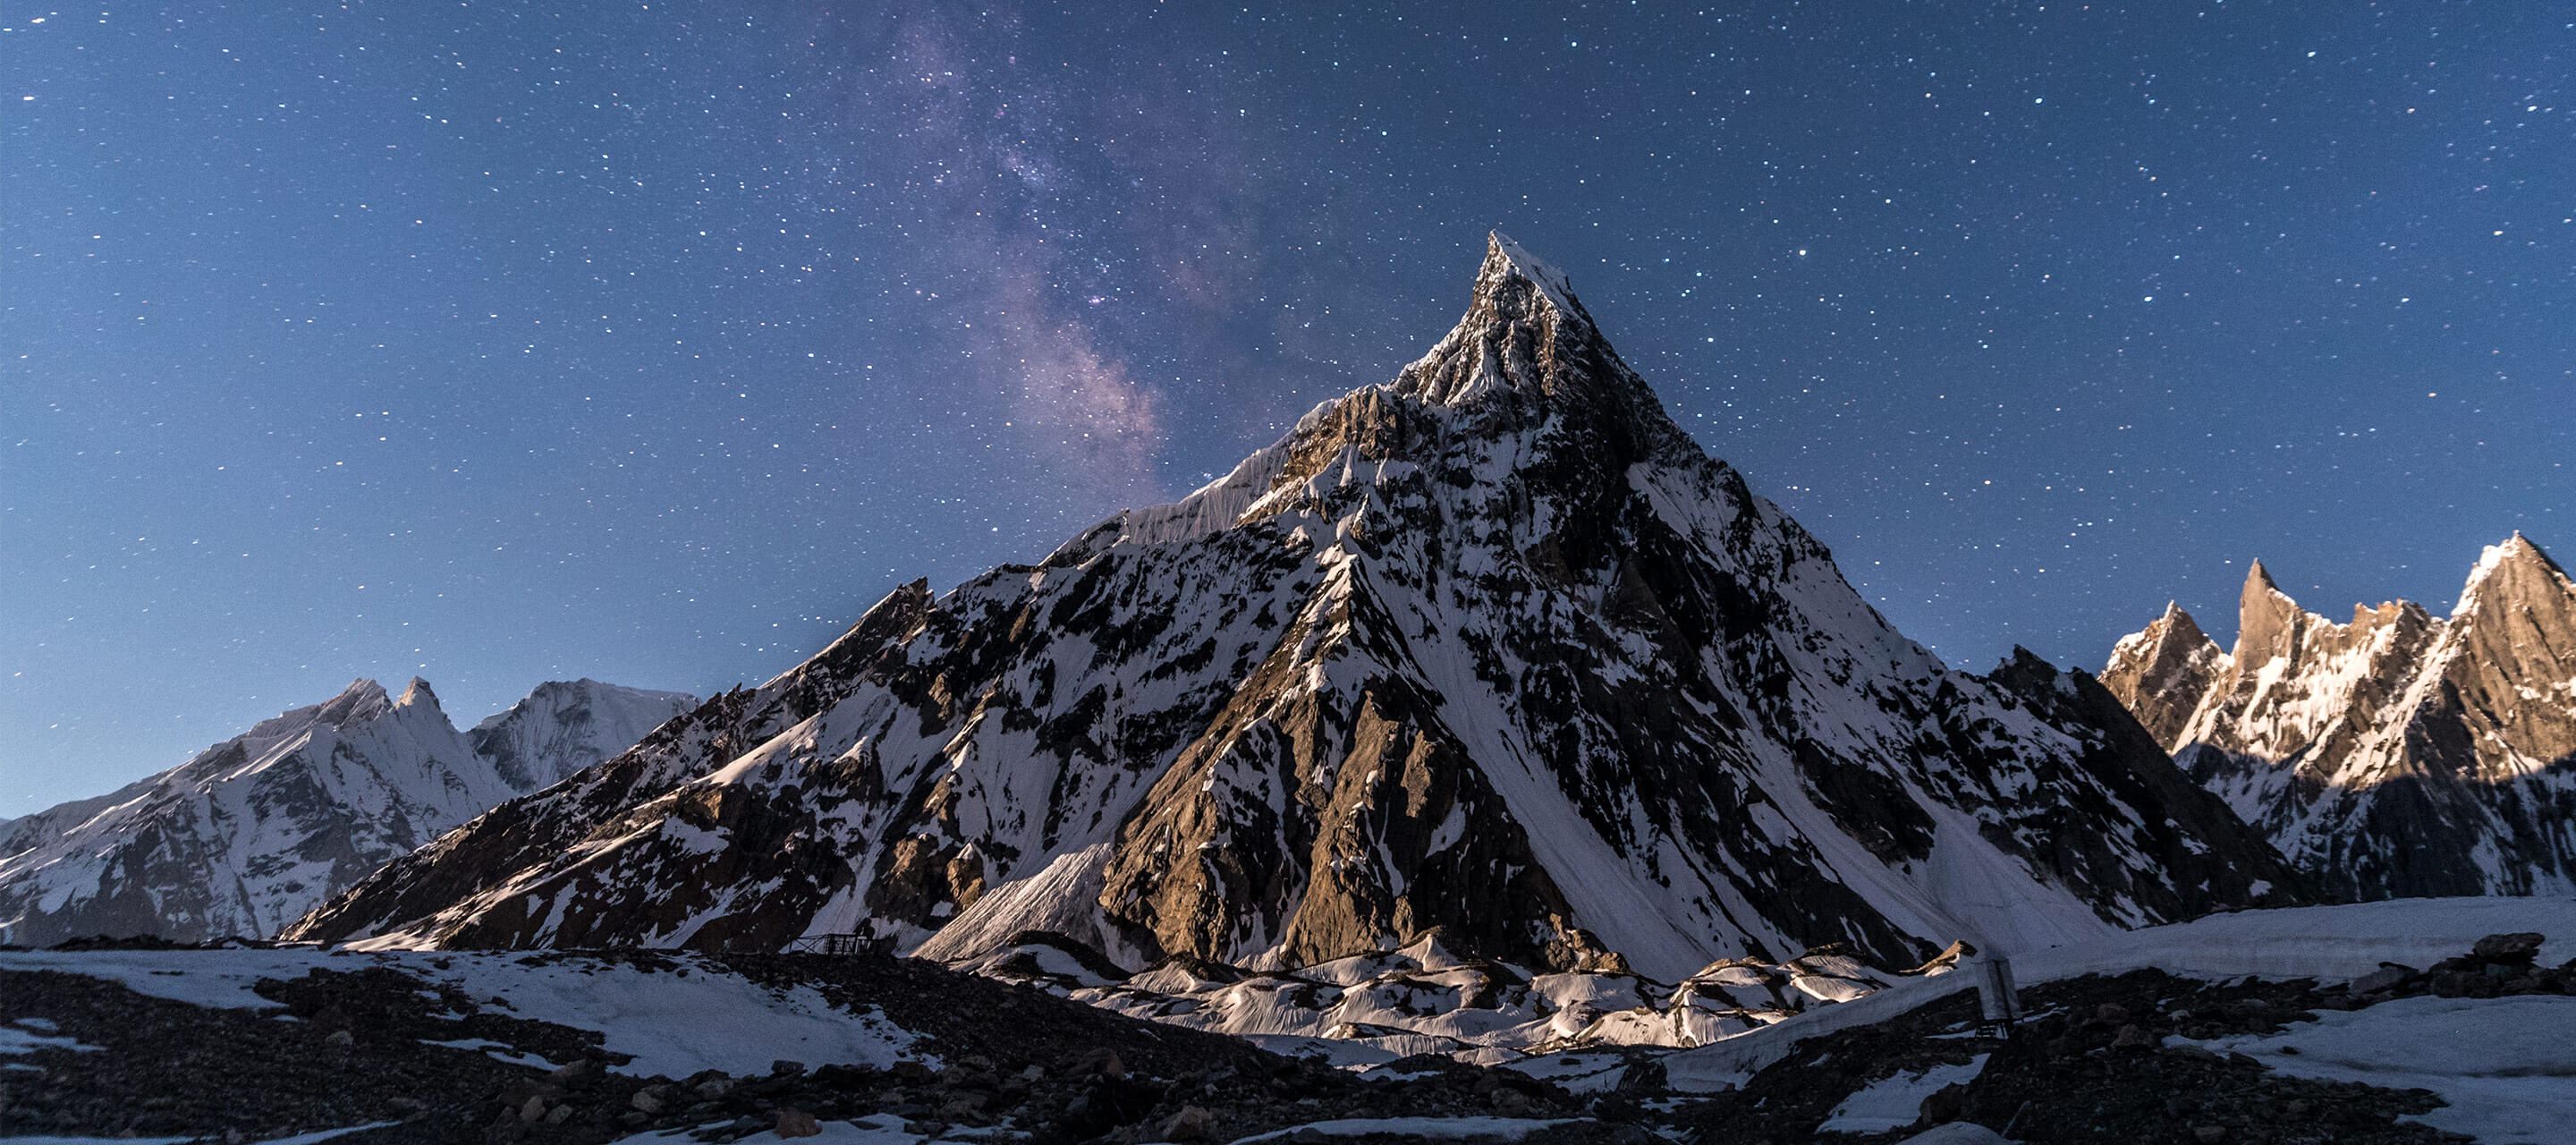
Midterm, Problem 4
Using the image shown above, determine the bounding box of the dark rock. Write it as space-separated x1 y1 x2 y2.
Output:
2473 932 2545 963
2347 963 2415 995
1160 1105 1218 1141
1072 1047 1125 1080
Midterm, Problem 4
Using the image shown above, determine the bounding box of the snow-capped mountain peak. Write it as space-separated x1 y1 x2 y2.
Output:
395 676 443 711
0 676 696 945
292 237 2293 977
467 677 701 792
1390 231 1650 412
1484 230 1578 315
304 677 393 729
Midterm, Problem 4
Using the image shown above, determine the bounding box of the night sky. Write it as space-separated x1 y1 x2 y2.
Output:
6 2 2570 812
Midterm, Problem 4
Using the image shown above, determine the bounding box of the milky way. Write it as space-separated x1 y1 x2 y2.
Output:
4 2 2568 810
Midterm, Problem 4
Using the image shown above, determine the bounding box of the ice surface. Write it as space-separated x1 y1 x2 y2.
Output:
2195 995 2576 1145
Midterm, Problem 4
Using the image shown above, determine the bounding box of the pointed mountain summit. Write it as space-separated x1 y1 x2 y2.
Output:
468 678 703 792
2103 603 2227 748
2103 535 2576 898
0 677 695 946
291 238 2293 975
397 676 443 711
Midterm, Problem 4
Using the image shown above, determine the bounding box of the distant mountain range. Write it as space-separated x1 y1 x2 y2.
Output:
2102 536 2576 900
286 234 2295 974
0 677 694 946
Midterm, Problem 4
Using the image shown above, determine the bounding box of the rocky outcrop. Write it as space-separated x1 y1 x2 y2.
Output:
2102 536 2576 898
291 234 2293 976
0 678 694 945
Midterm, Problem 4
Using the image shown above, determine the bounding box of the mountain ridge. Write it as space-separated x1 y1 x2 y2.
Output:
2101 533 2576 898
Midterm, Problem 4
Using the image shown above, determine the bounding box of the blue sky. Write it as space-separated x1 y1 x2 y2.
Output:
5 1 2569 811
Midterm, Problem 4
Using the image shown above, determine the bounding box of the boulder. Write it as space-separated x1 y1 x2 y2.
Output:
2346 963 2415 996
2472 932 2545 963
1160 1105 1217 1141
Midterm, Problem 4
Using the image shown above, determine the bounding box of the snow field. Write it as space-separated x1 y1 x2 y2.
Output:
0 948 924 1079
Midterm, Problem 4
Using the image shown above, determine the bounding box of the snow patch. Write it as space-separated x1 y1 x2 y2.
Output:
1818 1054 1988 1133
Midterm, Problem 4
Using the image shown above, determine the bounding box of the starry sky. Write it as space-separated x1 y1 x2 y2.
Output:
5 2 2570 812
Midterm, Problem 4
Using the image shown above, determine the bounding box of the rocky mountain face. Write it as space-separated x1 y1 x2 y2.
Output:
289 234 2294 977
2101 537 2576 899
0 678 695 946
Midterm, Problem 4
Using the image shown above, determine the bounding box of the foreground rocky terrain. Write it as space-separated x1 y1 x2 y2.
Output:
0 943 1640 1145
2102 536 2576 899
7 902 2575 1144
0 678 695 947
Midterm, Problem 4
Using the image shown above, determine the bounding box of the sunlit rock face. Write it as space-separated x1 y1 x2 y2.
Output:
2105 536 2576 899
291 235 2292 977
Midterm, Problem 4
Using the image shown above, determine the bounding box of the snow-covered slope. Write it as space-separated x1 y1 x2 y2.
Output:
0 678 695 946
2101 537 2576 898
289 234 2294 977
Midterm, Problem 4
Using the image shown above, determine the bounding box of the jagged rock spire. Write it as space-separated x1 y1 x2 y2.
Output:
2235 558 2306 665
